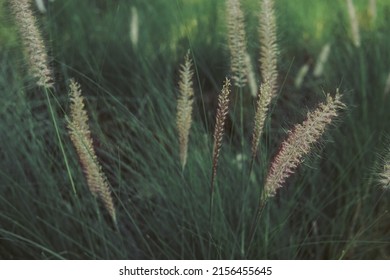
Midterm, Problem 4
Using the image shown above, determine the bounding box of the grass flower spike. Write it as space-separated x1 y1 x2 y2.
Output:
251 82 272 157
263 91 345 198
67 79 117 225
346 0 361 48
259 0 278 91
176 51 195 170
251 0 278 160
211 78 231 192
10 0 53 88
313 43 331 78
226 0 248 88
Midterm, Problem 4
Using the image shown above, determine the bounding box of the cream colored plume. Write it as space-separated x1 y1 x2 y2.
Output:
10 0 53 88
176 51 195 170
263 91 345 198
67 79 117 225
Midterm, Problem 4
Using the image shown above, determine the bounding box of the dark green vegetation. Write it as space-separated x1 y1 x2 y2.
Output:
0 0 389 259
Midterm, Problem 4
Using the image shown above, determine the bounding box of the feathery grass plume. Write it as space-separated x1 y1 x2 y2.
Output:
67 79 117 225
176 51 195 170
263 91 345 199
295 63 310 88
313 43 331 78
226 0 248 87
211 78 231 192
251 81 272 158
245 53 258 97
10 0 53 88
129 6 139 48
346 0 361 48
251 0 278 160
259 0 278 92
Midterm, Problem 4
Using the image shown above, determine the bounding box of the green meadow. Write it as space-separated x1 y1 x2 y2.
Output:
0 0 389 259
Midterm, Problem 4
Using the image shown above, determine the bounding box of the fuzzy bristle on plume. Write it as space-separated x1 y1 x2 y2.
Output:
263 91 345 198
67 79 117 225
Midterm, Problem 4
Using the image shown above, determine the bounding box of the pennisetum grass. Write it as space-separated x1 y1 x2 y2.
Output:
129 6 139 49
262 91 345 199
295 63 310 89
251 0 278 163
226 0 248 88
313 43 331 78
210 78 231 222
247 90 346 253
67 79 117 227
346 0 361 48
10 0 76 195
226 0 256 153
176 51 195 170
10 0 53 88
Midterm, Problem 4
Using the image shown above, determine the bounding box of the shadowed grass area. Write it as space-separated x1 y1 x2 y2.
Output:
0 0 389 259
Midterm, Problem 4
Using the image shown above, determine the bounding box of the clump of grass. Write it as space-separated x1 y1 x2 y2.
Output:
67 79 117 226
10 0 53 88
176 51 195 170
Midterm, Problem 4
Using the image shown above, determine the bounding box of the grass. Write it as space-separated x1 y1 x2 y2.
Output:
0 0 389 259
